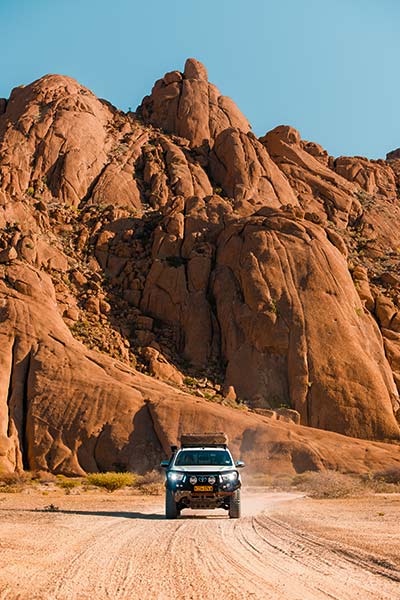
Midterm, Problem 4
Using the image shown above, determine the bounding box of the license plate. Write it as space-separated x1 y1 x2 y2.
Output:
194 485 213 492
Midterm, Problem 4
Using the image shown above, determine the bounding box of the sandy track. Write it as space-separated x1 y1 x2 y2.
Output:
0 491 399 600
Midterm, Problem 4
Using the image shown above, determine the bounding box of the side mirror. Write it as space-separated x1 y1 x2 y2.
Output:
160 460 170 469
236 460 245 468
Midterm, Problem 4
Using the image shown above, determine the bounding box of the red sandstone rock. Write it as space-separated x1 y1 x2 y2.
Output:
209 128 298 209
0 60 400 477
2 261 398 476
334 156 397 200
261 126 362 227
0 246 17 263
138 58 251 147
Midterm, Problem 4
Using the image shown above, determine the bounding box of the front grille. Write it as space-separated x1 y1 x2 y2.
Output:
184 473 219 489
195 475 215 484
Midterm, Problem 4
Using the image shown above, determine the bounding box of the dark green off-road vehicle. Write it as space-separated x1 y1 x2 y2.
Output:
160 433 245 519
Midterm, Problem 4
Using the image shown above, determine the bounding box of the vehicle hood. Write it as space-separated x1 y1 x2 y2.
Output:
170 466 236 473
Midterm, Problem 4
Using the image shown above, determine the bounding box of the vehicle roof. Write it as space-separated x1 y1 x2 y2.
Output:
177 447 231 451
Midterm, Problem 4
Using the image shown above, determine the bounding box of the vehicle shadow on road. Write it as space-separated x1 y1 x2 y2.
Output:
59 511 228 520
47 509 166 520
45 510 228 520
1 509 228 520
4 509 165 520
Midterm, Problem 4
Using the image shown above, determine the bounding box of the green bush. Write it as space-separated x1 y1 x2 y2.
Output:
86 472 136 492
56 475 81 493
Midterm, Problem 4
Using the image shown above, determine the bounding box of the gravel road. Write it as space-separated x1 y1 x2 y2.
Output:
0 490 399 600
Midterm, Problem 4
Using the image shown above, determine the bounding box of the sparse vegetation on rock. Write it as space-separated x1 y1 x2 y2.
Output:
0 58 400 477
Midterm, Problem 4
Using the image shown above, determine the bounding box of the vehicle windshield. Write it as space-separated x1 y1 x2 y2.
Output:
174 449 233 467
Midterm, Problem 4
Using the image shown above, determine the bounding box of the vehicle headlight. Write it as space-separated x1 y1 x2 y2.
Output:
168 471 184 482
221 471 238 482
208 476 216 485
189 475 197 485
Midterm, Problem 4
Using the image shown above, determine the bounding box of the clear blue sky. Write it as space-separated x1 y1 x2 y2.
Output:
0 0 399 158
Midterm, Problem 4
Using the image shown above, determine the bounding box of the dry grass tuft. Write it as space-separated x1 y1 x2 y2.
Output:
372 468 400 485
246 469 400 497
55 475 82 494
0 471 35 492
291 471 366 498
86 472 136 492
133 470 164 495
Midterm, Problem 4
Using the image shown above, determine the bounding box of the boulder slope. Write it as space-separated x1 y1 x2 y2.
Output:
0 58 400 475
1 262 399 476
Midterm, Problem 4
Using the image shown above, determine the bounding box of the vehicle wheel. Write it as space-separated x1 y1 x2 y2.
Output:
229 489 241 519
165 488 178 519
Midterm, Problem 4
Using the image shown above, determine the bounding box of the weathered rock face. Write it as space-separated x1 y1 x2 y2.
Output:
1 262 400 477
334 156 397 201
213 212 399 438
1 59 400 475
209 128 298 210
142 198 399 438
138 58 251 148
261 126 362 227
0 75 146 210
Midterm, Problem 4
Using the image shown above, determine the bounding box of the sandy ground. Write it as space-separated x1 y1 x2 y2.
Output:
0 488 399 600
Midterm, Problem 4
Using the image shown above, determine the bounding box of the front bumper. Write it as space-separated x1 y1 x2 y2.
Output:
166 472 240 508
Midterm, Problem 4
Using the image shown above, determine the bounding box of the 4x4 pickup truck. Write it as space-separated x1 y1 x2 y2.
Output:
160 432 245 519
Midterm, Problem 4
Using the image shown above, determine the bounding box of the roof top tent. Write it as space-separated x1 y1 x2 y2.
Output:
179 432 228 448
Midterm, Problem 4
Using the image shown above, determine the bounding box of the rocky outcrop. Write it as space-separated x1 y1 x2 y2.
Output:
209 128 298 210
138 58 251 148
0 75 147 210
212 211 399 438
1 261 400 476
261 125 363 226
334 156 397 201
1 59 400 475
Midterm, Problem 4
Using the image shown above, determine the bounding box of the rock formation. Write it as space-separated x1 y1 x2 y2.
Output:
0 58 400 475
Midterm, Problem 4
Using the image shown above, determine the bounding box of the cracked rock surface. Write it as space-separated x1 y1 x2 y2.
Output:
1 58 400 475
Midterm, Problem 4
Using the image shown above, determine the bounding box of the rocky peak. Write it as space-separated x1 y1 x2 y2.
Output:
138 57 251 147
386 147 400 161
183 57 208 81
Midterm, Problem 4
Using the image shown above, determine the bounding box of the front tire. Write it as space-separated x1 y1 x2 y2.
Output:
229 489 241 519
165 488 178 519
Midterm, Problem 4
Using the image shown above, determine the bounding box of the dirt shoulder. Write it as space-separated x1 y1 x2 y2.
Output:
269 493 400 565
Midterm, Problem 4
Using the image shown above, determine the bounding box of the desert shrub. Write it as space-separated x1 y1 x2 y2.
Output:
0 471 34 491
0 484 19 493
0 473 22 487
86 472 136 492
132 470 164 495
31 471 57 484
291 471 365 498
43 504 60 512
55 475 81 493
373 468 400 485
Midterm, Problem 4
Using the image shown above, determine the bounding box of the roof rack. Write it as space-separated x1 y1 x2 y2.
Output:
180 432 228 448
